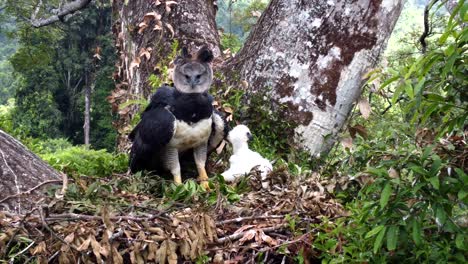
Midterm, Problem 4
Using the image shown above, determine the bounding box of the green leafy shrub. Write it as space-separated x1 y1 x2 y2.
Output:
0 98 14 133
41 146 128 177
220 33 242 53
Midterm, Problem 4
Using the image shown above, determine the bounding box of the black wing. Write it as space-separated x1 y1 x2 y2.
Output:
129 107 175 173
129 85 175 142
208 109 229 153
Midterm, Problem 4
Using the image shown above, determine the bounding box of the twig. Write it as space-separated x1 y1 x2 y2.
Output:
45 213 164 222
216 224 286 244
0 179 64 204
9 241 35 261
217 215 286 226
38 207 79 252
55 173 68 199
47 250 60 263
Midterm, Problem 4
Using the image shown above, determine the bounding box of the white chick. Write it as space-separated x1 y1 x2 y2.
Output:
222 125 272 187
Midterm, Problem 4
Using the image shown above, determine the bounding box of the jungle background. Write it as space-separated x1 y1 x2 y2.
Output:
0 0 467 263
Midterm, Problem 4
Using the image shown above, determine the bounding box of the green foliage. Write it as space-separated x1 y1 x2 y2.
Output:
216 0 268 42
220 33 242 53
162 174 243 204
41 146 128 177
316 2 468 262
382 8 467 136
0 19 19 104
6 5 117 150
0 98 14 133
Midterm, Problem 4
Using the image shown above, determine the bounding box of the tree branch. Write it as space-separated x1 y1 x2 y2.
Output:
419 0 439 54
30 0 92 28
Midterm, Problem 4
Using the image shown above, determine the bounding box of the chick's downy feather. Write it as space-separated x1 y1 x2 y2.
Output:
222 125 272 185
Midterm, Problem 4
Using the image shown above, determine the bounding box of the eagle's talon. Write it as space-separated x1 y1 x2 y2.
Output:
200 180 210 190
173 174 182 185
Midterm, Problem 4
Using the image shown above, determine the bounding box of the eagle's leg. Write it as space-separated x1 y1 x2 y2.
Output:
193 143 209 189
164 147 182 185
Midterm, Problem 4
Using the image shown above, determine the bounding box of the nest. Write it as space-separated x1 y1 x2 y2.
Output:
0 167 346 263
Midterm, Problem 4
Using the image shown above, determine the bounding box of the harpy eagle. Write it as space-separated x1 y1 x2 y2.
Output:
129 47 227 188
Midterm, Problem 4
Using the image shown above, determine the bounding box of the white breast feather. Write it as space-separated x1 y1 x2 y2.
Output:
169 117 212 151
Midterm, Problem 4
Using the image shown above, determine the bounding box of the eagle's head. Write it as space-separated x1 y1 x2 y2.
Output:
173 46 214 94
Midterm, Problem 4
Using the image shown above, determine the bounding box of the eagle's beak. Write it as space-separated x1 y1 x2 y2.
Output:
247 133 253 142
190 77 199 88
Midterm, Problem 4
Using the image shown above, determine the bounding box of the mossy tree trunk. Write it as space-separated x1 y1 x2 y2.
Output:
223 0 404 155
0 129 62 213
111 0 220 151
114 0 403 155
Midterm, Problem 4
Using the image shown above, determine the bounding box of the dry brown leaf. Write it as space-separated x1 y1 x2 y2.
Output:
251 10 262 17
31 241 47 255
64 233 75 244
90 236 102 263
259 231 278 246
241 80 249 89
167 240 178 264
139 48 151 60
154 0 162 6
223 106 233 114
165 1 178 13
138 22 148 34
112 245 124 264
130 57 141 71
226 114 233 122
179 240 190 259
216 140 226 154
358 98 371 119
349 124 368 139
189 237 200 259
165 23 175 38
388 167 399 179
239 229 256 245
93 53 102 60
77 236 91 251
153 23 163 31
204 215 216 242
148 227 164 235
147 243 159 260
58 253 71 264
340 137 353 150
144 11 162 21
157 240 168 264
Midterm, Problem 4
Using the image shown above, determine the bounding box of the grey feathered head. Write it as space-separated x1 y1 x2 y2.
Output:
173 46 214 94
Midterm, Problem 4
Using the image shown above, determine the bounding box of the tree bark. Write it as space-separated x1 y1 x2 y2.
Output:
224 0 404 155
111 0 220 151
0 129 62 213
84 72 91 146
30 0 92 28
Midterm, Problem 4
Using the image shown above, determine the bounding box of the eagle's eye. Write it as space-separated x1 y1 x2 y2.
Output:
184 74 190 80
195 74 202 79
246 132 253 141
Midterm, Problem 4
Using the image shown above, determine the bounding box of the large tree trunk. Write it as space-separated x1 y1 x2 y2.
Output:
0 130 62 213
224 0 404 155
111 0 220 151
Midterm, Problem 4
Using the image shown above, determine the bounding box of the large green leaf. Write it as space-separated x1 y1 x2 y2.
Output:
373 226 387 254
380 183 392 209
412 219 422 246
386 225 399 251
